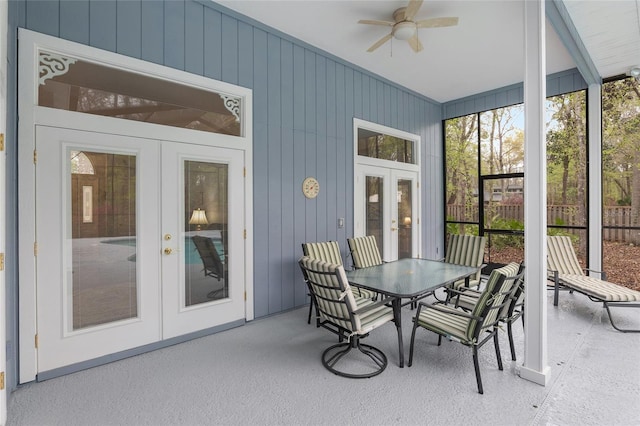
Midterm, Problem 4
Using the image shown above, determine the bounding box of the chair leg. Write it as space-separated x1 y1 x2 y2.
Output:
493 330 503 371
603 302 640 333
322 336 388 379
472 347 483 394
507 321 516 361
437 335 442 346
307 302 312 324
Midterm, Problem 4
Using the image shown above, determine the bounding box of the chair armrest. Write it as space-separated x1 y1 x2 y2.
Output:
417 301 482 321
447 287 482 297
444 286 481 307
585 268 607 280
352 296 395 315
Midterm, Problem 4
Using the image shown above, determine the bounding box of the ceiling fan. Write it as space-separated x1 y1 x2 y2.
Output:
358 0 458 53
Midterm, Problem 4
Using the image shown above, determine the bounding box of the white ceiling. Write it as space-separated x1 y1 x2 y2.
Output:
216 0 640 103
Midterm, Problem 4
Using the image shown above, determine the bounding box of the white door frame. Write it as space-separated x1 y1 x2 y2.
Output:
353 119 421 260
18 29 253 383
0 0 8 422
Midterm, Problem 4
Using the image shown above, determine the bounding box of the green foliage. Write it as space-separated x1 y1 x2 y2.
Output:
546 228 578 245
445 222 479 237
486 217 524 250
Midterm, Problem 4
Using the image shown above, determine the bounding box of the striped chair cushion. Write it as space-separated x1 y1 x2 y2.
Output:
547 236 583 275
348 236 383 269
300 257 393 335
303 241 343 265
445 234 486 289
415 303 472 343
333 266 392 333
455 290 481 311
559 274 640 302
473 262 520 328
351 287 378 300
415 263 521 343
302 257 354 331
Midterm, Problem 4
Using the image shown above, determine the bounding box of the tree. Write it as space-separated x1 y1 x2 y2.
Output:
480 105 523 177
445 115 478 222
602 78 640 244
546 92 587 208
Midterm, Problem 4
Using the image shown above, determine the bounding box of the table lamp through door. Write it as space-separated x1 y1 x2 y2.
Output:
189 208 208 231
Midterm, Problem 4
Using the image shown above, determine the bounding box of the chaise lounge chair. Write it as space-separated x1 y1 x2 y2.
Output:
547 235 640 333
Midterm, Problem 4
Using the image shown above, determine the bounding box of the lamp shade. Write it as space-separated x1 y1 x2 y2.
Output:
189 208 209 226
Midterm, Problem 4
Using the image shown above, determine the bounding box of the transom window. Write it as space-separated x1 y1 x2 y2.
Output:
357 128 415 164
38 51 243 136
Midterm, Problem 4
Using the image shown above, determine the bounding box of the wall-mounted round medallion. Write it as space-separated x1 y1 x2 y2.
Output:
302 177 320 199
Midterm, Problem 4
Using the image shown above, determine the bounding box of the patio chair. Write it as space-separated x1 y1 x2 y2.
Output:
408 262 523 394
192 235 226 298
444 234 486 290
547 235 640 333
302 241 377 324
450 262 525 361
347 235 383 269
298 256 400 378
431 234 486 306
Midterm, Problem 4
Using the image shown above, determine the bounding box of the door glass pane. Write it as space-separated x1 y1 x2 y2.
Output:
70 150 137 330
366 176 384 255
397 179 412 259
184 161 228 306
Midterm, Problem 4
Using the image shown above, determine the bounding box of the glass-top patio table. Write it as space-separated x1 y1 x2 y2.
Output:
345 258 479 367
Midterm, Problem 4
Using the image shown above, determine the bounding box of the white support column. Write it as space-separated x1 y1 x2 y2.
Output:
520 0 550 386
0 0 8 422
588 85 603 276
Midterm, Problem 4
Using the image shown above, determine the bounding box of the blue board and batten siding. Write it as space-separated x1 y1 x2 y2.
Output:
442 68 587 119
9 0 444 319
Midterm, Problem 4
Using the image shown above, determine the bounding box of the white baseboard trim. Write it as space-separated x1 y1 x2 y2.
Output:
518 364 551 386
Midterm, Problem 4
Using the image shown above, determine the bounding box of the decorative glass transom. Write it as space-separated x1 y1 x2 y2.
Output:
38 50 243 137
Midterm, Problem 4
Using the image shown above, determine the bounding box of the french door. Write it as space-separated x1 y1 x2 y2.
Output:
35 126 245 373
354 165 419 261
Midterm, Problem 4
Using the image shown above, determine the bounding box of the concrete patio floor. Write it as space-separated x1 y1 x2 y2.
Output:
6 289 640 425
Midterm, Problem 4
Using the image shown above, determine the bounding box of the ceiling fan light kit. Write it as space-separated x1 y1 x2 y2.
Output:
358 0 458 53
393 21 416 40
629 66 640 81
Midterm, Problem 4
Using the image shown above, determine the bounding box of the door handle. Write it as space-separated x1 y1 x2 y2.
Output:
391 227 398 231
164 247 173 255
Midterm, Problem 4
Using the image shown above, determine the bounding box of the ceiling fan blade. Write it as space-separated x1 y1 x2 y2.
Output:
404 0 424 21
407 34 423 53
416 17 459 28
367 33 393 52
358 19 394 27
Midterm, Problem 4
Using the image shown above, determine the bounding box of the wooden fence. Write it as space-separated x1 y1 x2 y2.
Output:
447 205 639 243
